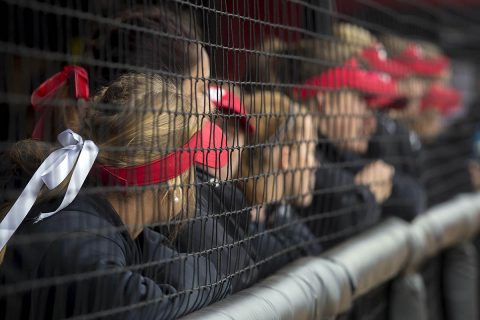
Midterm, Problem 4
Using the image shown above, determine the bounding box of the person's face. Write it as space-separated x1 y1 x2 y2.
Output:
412 107 443 142
225 122 246 179
395 77 430 121
398 76 429 100
208 118 246 180
183 46 213 115
320 90 377 154
287 114 317 208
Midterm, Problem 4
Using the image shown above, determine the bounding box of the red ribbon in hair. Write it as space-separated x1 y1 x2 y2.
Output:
31 65 89 140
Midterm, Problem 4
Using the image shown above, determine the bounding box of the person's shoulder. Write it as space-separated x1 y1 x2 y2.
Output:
1 195 130 281
17 194 123 240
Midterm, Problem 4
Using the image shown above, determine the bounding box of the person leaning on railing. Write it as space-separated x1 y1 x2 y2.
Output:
94 7 265 295
246 38 382 247
331 23 428 222
239 90 321 278
272 39 394 247
163 84 263 294
23 4 269 299
0 72 230 320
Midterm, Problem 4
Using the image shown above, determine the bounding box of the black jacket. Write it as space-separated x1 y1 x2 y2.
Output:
367 113 428 220
0 195 227 320
302 138 380 248
368 113 422 177
170 168 322 292
420 114 478 206
249 204 323 279
167 168 258 294
381 172 427 221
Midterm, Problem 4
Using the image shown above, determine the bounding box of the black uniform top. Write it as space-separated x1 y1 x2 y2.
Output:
0 194 227 320
368 112 422 177
367 113 428 221
169 168 323 292
165 168 258 294
303 137 380 248
420 113 478 206
249 203 323 279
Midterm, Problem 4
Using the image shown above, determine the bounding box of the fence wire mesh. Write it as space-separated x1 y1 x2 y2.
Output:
0 0 479 319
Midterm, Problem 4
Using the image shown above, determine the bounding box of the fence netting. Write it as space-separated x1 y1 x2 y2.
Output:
0 0 479 319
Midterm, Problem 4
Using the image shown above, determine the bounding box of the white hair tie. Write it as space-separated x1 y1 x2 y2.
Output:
0 129 98 251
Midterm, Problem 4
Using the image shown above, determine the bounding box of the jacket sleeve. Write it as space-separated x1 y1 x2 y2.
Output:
173 184 258 294
31 231 219 320
248 205 323 279
381 172 427 221
304 164 380 246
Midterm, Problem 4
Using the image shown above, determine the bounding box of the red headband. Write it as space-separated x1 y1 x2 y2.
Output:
392 44 450 77
96 120 227 186
361 44 411 78
293 58 399 107
209 86 255 133
421 84 462 116
31 65 89 140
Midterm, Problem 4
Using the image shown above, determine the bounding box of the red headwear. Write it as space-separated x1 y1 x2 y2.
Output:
31 66 228 186
96 120 227 186
293 58 400 108
421 84 462 116
209 86 255 133
392 44 450 77
360 43 411 78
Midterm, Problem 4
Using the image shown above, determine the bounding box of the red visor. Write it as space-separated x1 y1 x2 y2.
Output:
209 86 255 133
293 59 399 107
393 44 450 77
361 44 411 78
31 65 89 140
96 120 227 186
421 84 462 116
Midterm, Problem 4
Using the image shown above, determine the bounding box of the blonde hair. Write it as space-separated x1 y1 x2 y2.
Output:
381 34 444 60
417 40 444 59
240 90 311 205
333 22 378 49
245 36 288 84
270 38 366 89
380 33 411 58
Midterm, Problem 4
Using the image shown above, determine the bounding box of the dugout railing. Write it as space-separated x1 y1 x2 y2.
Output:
183 192 480 319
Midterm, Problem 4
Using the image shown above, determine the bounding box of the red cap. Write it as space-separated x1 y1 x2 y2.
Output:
293 58 400 108
393 44 450 77
209 86 255 133
361 44 411 78
421 84 462 116
31 65 89 140
96 120 228 186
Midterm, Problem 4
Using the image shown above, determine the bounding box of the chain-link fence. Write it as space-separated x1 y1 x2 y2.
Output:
0 0 479 319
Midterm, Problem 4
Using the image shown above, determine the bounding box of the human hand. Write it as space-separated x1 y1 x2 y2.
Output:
354 160 395 203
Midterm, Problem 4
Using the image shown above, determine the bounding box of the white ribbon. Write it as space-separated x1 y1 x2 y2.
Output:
0 129 98 251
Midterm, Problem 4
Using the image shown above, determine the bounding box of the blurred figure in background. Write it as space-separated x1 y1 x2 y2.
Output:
246 37 392 247
240 90 322 278
280 38 404 246
327 24 428 222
